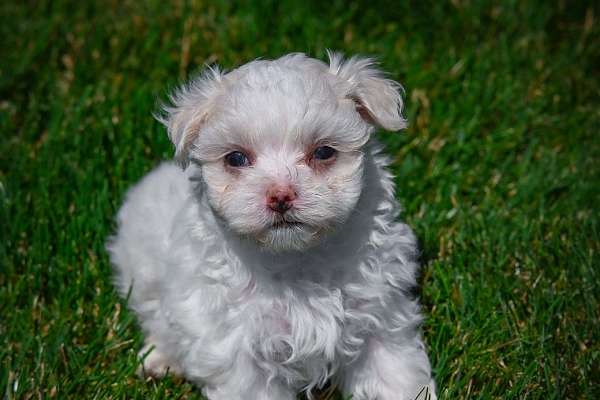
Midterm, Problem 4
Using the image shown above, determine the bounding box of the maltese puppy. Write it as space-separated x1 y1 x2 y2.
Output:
108 52 436 400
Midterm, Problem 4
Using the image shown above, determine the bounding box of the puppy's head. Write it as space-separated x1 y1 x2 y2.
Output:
159 52 406 252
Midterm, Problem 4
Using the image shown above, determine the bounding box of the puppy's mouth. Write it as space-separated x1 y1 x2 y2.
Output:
256 216 322 251
270 219 305 229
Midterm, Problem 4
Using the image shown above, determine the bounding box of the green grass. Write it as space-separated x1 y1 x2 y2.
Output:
1 0 599 398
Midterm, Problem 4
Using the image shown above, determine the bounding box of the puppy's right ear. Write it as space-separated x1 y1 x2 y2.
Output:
156 66 224 167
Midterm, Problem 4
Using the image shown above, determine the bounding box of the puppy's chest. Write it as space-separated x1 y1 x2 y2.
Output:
247 289 352 366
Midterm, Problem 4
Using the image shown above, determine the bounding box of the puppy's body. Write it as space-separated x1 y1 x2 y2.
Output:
108 53 435 400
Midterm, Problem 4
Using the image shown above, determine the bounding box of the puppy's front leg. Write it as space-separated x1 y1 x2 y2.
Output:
203 383 295 400
200 353 296 400
340 336 436 400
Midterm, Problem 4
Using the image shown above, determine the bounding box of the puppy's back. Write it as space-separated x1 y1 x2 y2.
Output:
107 162 192 312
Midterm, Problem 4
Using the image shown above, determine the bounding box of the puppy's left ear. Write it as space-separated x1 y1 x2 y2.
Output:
156 66 224 167
327 51 406 131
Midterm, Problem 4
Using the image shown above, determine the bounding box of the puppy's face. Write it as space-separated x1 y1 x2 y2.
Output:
198 84 366 252
161 53 406 252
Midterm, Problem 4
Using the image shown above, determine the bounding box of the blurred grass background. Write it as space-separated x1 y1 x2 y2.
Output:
1 0 599 398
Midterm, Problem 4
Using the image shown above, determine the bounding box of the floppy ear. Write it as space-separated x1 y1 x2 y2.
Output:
156 66 224 166
327 50 406 131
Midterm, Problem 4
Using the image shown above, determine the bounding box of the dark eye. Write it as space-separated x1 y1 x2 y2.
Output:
313 146 336 160
224 151 250 167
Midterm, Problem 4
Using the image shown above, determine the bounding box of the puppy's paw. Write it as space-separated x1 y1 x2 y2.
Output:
136 343 183 379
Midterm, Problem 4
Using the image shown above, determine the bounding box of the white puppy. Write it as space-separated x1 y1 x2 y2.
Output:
108 52 436 400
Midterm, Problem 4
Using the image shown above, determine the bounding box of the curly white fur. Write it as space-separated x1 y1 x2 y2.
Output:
108 52 436 400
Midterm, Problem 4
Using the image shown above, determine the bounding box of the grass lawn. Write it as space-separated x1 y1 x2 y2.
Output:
1 0 599 398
